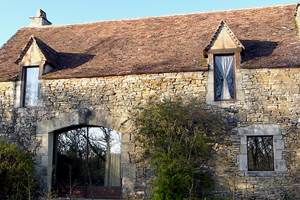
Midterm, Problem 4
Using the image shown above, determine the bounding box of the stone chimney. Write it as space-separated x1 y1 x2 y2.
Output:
29 9 52 27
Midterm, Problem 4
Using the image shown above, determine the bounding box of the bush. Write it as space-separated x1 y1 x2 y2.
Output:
0 141 36 200
135 99 225 200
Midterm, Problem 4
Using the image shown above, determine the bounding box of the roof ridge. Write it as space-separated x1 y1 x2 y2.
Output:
19 3 296 30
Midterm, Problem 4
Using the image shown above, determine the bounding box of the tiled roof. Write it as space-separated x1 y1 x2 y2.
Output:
0 4 299 81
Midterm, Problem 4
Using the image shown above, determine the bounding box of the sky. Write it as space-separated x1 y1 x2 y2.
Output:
0 0 298 46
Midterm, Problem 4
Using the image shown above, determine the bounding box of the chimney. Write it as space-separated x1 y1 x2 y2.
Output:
29 9 52 27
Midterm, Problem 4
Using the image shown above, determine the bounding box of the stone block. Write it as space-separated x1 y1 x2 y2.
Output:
239 154 248 171
275 159 287 172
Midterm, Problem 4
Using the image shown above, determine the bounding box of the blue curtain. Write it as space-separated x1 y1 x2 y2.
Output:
214 55 235 100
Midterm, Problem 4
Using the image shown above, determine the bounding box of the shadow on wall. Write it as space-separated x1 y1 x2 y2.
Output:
57 52 95 70
241 40 278 62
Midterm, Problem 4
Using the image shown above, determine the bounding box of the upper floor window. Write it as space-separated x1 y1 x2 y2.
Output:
214 54 235 101
204 21 244 103
23 66 39 107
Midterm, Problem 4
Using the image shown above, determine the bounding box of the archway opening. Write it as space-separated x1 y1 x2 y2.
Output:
52 125 122 199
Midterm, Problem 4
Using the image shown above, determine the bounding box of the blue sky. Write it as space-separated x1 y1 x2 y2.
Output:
0 0 298 46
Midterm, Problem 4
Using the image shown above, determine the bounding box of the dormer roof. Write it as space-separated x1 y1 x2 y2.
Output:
15 35 58 67
204 20 244 56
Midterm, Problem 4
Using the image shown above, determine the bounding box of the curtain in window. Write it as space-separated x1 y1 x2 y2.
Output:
105 153 121 187
214 55 235 100
105 132 121 187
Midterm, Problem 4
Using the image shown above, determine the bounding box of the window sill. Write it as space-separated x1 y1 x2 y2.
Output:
240 170 287 177
214 99 237 103
16 105 40 111
207 99 238 108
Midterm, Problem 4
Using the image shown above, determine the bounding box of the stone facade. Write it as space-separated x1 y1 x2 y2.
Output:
207 67 300 199
2 4 300 200
0 72 208 199
1 67 300 199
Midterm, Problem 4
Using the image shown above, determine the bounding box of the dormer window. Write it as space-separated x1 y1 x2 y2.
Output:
204 20 244 103
15 36 58 108
214 54 235 101
22 66 40 107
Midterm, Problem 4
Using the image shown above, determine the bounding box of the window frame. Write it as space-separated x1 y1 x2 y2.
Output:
247 135 274 172
238 124 287 177
213 53 237 102
21 66 40 107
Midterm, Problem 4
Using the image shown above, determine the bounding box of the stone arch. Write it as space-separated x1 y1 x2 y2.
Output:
36 108 122 134
36 108 135 196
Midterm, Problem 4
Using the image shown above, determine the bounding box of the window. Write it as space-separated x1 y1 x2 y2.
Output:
247 136 274 171
238 125 286 175
214 55 235 101
23 66 39 107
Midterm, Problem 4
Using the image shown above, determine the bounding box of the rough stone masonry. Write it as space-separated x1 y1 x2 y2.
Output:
1 3 300 200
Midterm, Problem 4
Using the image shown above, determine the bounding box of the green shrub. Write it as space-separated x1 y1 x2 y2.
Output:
0 141 36 200
135 99 225 200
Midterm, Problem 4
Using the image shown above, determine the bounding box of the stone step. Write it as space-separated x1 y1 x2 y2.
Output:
55 198 121 200
55 186 122 200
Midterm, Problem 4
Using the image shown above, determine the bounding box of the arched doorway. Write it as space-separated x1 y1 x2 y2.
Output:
52 125 122 199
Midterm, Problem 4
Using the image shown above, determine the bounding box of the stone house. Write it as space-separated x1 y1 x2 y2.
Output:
1 4 300 199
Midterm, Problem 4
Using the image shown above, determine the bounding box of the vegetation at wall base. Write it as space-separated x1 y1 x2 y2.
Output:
0 141 37 200
135 99 226 200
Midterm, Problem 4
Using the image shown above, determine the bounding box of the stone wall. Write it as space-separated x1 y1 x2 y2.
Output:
210 68 300 199
0 82 15 139
1 68 300 199
0 72 207 199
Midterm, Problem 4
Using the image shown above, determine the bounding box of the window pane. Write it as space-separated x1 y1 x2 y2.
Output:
247 136 274 171
24 67 39 106
214 55 235 101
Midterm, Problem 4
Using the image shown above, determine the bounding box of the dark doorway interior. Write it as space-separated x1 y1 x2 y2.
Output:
52 126 122 199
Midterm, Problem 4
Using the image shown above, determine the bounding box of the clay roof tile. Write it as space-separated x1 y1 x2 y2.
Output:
0 4 299 81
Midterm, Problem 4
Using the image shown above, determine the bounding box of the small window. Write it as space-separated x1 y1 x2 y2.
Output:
214 55 235 101
23 66 39 107
247 136 274 171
